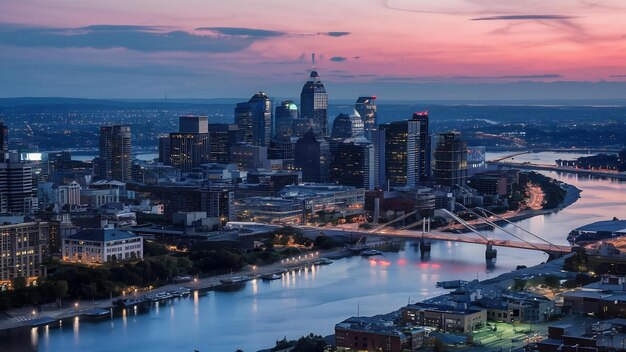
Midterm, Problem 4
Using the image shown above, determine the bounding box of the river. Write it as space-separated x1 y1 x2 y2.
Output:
6 152 626 352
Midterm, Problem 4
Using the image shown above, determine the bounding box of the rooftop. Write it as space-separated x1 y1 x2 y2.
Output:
68 228 139 242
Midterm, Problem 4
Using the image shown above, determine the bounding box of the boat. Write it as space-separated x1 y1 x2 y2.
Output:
261 273 282 281
169 287 191 297
118 298 144 307
436 280 468 289
83 308 110 317
314 258 333 265
360 249 382 257
220 275 252 284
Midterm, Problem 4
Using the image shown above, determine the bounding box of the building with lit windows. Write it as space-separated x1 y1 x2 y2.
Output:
274 100 298 139
62 228 143 264
169 116 211 172
97 125 131 182
355 96 377 141
300 70 328 137
236 92 272 147
433 132 468 187
0 221 50 288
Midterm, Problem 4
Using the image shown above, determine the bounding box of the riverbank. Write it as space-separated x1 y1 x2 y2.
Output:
0 246 354 332
441 180 581 234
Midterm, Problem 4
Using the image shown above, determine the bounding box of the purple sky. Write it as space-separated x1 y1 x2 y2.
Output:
1 0 626 100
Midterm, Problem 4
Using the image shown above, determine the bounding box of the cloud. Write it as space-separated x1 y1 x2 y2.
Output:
454 74 562 79
195 27 286 37
471 15 578 21
610 75 626 78
325 31 350 37
0 23 254 52
330 56 347 62
196 27 350 38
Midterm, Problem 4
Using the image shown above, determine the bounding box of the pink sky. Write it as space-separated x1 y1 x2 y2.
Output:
1 0 626 98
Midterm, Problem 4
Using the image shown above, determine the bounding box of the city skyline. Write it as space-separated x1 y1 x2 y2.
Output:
2 0 626 99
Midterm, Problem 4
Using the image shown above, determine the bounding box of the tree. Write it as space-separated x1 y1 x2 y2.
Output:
11 276 27 290
54 280 68 308
543 275 560 289
292 333 326 352
512 278 527 291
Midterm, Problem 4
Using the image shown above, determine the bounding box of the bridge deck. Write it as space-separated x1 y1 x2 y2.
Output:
373 229 571 253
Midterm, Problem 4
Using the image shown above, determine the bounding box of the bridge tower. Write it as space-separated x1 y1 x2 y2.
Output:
485 241 497 261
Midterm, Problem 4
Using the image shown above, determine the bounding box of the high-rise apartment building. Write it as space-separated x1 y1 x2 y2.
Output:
412 112 431 184
98 125 131 182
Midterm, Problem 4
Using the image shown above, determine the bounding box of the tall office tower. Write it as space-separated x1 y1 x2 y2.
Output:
355 96 377 141
433 132 468 187
248 92 272 146
169 116 210 172
300 70 328 137
331 110 364 140
98 125 131 182
0 162 37 213
412 112 431 184
294 131 330 183
208 124 238 164
158 135 170 164
236 92 272 146
179 115 208 133
330 137 375 190
274 100 298 139
0 122 7 162
235 102 253 144
377 119 420 188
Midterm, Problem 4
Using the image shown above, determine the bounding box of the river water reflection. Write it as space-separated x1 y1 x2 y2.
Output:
5 152 625 352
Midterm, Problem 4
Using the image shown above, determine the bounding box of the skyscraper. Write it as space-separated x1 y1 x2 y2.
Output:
433 132 468 187
412 111 431 184
236 92 272 146
208 124 238 164
179 115 208 133
0 162 37 213
330 110 364 140
235 102 253 144
169 116 210 172
300 70 328 137
294 131 330 183
355 96 377 141
274 100 298 139
377 119 420 188
98 125 131 182
330 137 374 190
0 122 7 162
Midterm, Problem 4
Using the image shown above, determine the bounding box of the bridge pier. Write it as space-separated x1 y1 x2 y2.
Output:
485 242 497 261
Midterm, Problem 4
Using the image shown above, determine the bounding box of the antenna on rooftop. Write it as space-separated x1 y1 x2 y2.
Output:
312 52 315 69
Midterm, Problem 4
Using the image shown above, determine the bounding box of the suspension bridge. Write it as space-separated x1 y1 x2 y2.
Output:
322 204 572 259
